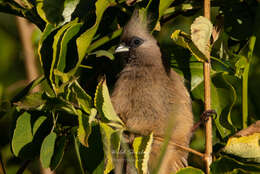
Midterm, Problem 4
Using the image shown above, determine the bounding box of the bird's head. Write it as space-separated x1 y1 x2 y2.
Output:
115 10 162 66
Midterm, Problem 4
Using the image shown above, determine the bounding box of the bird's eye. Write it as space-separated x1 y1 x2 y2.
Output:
130 37 144 48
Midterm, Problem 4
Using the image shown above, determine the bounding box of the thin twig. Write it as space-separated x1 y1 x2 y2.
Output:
203 0 212 173
16 160 31 174
153 137 204 158
16 16 40 93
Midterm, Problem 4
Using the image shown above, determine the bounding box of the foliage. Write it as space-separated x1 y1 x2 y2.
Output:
0 0 260 174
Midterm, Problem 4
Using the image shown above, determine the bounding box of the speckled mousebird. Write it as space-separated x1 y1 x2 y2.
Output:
111 10 194 174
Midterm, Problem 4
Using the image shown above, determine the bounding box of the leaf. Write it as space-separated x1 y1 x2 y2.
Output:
94 78 123 125
75 0 115 74
11 76 45 103
89 50 114 60
133 133 153 174
14 92 46 110
51 18 80 87
44 94 77 114
12 112 47 157
77 108 97 147
40 132 57 168
74 135 86 174
192 72 237 138
56 22 82 73
235 55 248 78
50 136 66 170
12 112 33 157
36 0 80 26
210 156 260 174
74 125 104 174
176 167 205 174
38 24 57 91
99 122 122 174
72 81 93 114
223 121 260 163
171 30 208 62
191 16 213 55
159 0 175 18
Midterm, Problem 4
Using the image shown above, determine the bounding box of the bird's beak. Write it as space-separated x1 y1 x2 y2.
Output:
115 43 129 53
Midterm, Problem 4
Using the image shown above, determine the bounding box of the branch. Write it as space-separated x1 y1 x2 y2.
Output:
203 0 212 173
154 137 204 158
16 16 40 92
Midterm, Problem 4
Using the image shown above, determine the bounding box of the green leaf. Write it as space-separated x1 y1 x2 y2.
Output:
51 18 80 87
36 0 80 26
33 116 47 135
72 81 93 114
192 74 236 138
44 94 77 114
12 112 47 157
133 133 153 174
171 30 208 62
77 108 97 147
56 22 82 73
12 112 33 157
74 125 104 174
14 92 46 110
50 136 66 170
89 50 115 60
210 156 260 174
38 24 57 91
94 78 123 126
74 135 86 174
235 55 248 78
176 167 205 174
11 76 45 103
99 122 122 174
75 0 115 74
191 16 213 55
40 132 57 168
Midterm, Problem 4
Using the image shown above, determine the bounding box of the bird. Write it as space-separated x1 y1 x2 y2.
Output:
111 10 194 174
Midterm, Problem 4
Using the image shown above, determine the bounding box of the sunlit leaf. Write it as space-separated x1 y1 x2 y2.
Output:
12 112 47 157
89 50 114 60
171 30 208 62
77 108 97 147
75 0 115 74
99 122 122 174
51 18 80 86
223 121 260 163
72 81 93 114
36 0 80 26
133 133 153 174
191 16 213 55
235 55 248 78
56 22 82 73
94 78 124 126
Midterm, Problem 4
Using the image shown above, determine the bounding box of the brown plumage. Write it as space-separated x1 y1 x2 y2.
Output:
111 11 194 174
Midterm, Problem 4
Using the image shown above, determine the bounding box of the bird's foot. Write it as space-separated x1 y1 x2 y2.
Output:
200 109 217 123
192 109 217 132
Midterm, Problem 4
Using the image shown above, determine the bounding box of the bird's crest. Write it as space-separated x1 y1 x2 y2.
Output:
122 9 151 39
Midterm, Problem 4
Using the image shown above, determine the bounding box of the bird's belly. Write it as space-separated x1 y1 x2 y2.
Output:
111 83 169 136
